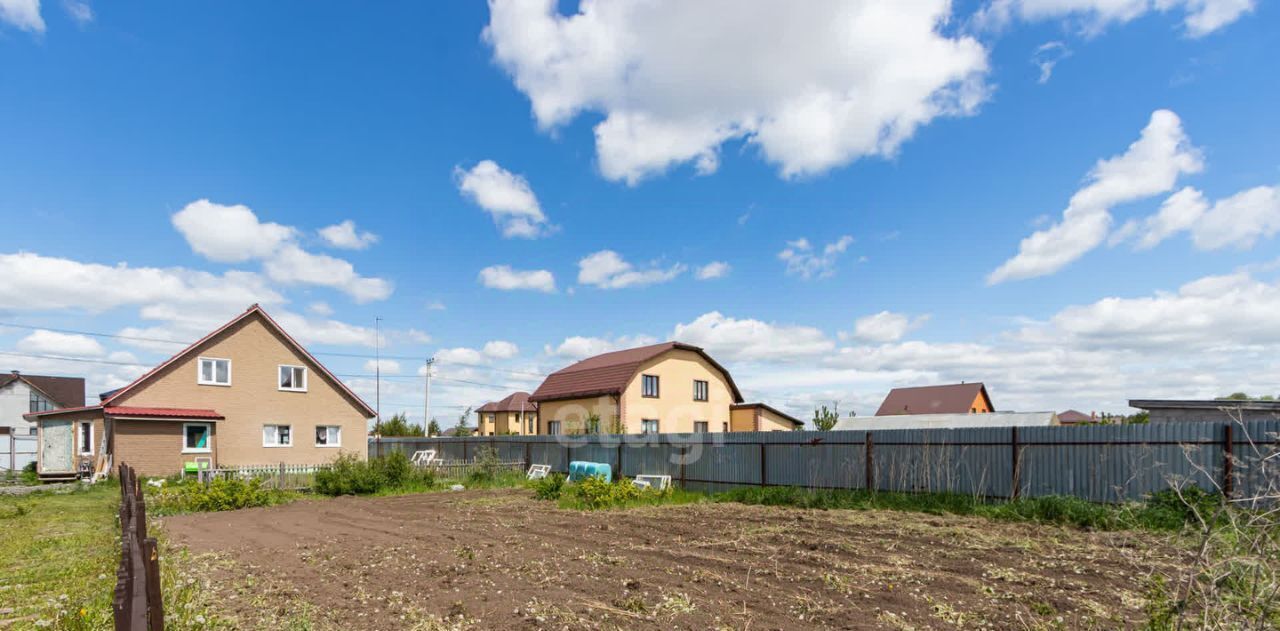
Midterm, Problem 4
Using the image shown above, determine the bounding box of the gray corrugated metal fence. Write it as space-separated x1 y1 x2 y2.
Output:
370 419 1279 503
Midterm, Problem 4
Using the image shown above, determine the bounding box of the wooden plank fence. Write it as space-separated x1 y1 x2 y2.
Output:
114 463 162 631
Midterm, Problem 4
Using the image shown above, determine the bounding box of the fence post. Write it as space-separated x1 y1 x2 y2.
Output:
759 442 767 487
142 538 164 630
524 442 531 473
278 462 285 490
1010 427 1021 500
864 432 874 492
678 437 686 488
463 439 468 462
1222 422 1234 499
564 442 570 474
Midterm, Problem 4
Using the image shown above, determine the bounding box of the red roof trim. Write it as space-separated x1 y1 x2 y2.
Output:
104 406 224 420
23 404 103 420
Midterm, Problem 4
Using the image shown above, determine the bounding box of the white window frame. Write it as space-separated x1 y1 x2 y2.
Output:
641 419 659 435
693 421 708 433
197 357 232 387
315 425 341 447
547 420 562 435
78 421 94 456
182 422 213 454
278 364 308 392
263 424 293 448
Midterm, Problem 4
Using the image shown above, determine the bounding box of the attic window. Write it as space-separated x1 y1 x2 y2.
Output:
642 374 660 398
198 357 231 386
279 365 307 392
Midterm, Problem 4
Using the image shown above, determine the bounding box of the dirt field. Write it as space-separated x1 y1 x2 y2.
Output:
163 489 1189 630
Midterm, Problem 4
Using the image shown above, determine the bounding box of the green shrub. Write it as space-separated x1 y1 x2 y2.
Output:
150 477 289 515
466 447 503 485
21 461 37 485
530 473 565 500
314 453 437 496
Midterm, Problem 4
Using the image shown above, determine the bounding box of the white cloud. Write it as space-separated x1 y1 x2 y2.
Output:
988 109 1202 284
478 265 557 293
1032 41 1071 83
172 199 296 263
62 0 91 26
318 220 378 250
975 0 1255 37
850 311 929 343
426 300 446 311
16 330 105 357
363 359 401 375
270 312 379 348
545 334 660 361
0 0 43 32
485 0 988 184
405 329 433 344
1113 184 1280 252
1117 186 1209 249
578 250 685 289
436 347 488 366
695 261 731 280
307 301 334 317
455 160 554 238
672 311 835 362
778 236 854 280
264 244 393 303
483 340 520 359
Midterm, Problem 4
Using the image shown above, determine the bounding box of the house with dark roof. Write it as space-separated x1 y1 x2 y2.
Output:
1057 409 1094 425
529 342 800 434
475 391 537 436
25 305 375 479
1 371 85 435
1129 399 1280 424
874 382 994 416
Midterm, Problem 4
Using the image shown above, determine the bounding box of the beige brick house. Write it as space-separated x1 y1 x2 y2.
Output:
475 391 537 436
26 305 374 479
529 342 801 434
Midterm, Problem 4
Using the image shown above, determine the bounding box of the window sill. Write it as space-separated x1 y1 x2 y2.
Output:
262 444 293 448
181 448 212 454
278 387 308 393
197 381 232 387
315 444 342 448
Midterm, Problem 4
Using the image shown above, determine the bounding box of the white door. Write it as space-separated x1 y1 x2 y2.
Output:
40 420 74 473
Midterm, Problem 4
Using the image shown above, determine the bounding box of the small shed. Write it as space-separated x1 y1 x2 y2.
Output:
832 411 1059 432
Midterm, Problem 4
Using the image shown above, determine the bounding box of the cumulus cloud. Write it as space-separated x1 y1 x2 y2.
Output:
267 312 380 348
1112 184 1280 252
578 250 685 289
318 220 378 250
172 199 391 302
975 0 1255 37
0 0 43 32
483 340 520 359
478 265 557 293
307 301 334 317
695 261 731 280
436 347 489 366
455 160 554 238
17 330 106 357
988 109 1202 284
672 311 834 362
545 334 660 361
485 0 988 184
1032 41 1071 83
363 359 401 375
849 311 930 343
778 236 854 280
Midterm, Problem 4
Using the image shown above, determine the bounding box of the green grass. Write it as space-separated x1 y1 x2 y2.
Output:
0 483 225 630
556 486 706 511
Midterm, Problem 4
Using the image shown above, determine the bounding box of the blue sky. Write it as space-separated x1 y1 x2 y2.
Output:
2 0 1278 425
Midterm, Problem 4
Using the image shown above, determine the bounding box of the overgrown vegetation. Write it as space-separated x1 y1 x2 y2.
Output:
530 474 701 510
811 404 839 431
314 451 437 496
149 477 296 516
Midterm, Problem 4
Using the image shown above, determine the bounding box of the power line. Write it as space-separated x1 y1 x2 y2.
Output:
0 320 548 378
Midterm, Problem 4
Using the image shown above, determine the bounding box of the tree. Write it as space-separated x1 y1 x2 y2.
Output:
427 418 441 437
455 406 472 435
1221 392 1252 400
378 413 425 437
812 405 839 431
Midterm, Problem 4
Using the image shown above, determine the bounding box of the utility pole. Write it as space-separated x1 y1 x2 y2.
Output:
375 316 382 434
423 357 435 434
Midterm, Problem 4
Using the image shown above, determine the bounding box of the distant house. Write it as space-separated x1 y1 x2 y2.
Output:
875 383 993 416
1057 409 1093 425
440 426 475 437
833 411 1058 431
25 305 374 479
1129 399 1280 424
1 371 85 435
529 341 793 434
476 392 537 436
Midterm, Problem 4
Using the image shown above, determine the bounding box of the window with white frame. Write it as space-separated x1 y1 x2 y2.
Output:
263 424 292 447
183 423 212 453
278 365 307 392
641 419 659 434
642 374 660 397
78 421 94 455
693 379 708 401
197 357 231 386
693 421 708 433
315 425 341 447
547 420 562 435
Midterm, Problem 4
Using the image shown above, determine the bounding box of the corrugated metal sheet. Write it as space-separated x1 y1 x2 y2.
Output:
371 419 1278 503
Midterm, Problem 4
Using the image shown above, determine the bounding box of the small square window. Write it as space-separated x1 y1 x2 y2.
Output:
642 374 660 398
548 421 562 435
693 380 708 401
263 424 292 447
315 425 341 447
641 419 659 434
279 365 307 392
198 357 231 386
693 421 708 433
183 423 211 453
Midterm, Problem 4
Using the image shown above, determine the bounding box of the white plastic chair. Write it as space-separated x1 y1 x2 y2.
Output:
411 450 437 467
527 464 551 480
633 474 672 490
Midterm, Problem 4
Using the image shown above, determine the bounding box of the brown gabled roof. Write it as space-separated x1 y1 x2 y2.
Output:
731 402 804 427
477 391 536 413
874 383 993 416
530 342 744 403
1 372 85 409
1057 409 1092 423
99 304 376 418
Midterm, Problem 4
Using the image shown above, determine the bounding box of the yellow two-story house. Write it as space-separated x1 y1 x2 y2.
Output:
529 342 801 434
475 392 538 436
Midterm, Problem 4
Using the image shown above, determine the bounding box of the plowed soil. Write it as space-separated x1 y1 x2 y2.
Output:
162 489 1187 630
